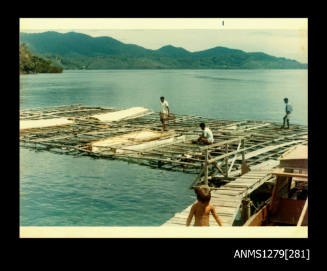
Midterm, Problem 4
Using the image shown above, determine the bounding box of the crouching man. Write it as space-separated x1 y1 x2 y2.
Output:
197 122 214 145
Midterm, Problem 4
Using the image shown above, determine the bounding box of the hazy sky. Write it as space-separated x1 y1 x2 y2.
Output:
20 18 308 63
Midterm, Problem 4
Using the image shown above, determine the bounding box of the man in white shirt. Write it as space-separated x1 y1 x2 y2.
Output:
197 123 214 145
281 97 293 129
160 96 170 131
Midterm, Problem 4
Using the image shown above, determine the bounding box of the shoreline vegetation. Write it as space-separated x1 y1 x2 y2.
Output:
20 43 63 74
20 31 307 71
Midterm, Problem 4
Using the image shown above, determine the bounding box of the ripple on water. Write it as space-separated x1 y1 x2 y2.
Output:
20 70 307 225
20 148 195 226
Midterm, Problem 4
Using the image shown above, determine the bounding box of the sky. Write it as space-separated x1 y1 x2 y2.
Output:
20 18 308 63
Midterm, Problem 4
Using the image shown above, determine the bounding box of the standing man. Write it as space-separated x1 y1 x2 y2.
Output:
281 97 293 129
197 122 214 145
160 96 170 131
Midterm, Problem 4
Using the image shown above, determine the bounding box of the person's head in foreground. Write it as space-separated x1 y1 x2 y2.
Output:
160 96 165 103
284 97 288 104
193 185 211 204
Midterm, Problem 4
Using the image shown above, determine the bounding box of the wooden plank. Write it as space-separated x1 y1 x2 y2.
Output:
199 137 245 151
213 206 239 213
242 170 272 174
210 194 242 200
211 200 241 207
293 177 308 182
214 189 242 194
214 187 246 191
297 198 308 226
241 172 271 176
239 174 271 178
210 202 241 208
271 168 308 178
213 193 242 198
210 198 242 205
228 140 242 174
236 140 304 160
223 184 253 188
211 193 242 199
240 123 271 131
224 183 256 187
229 179 259 183
279 144 307 160
244 205 269 226
226 178 263 185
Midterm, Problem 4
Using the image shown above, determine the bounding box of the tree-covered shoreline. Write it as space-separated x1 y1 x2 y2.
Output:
20 43 63 74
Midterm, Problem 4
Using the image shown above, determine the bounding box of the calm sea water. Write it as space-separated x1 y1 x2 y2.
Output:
20 69 308 226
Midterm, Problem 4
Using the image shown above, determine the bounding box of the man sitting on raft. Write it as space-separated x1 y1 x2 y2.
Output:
195 122 214 145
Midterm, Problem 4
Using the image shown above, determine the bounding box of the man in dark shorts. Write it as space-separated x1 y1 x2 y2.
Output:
196 122 214 144
160 96 170 131
281 97 293 129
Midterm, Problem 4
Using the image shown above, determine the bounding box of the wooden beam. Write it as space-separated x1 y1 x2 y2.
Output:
228 140 242 174
297 198 308 226
198 137 245 151
271 168 308 178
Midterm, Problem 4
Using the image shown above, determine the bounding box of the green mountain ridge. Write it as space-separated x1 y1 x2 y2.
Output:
20 31 307 70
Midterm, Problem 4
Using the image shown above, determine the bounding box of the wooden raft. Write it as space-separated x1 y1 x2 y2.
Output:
161 160 278 227
20 105 308 175
19 105 308 226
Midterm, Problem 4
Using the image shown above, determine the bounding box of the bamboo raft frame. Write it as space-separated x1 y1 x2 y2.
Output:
20 105 308 179
20 105 308 227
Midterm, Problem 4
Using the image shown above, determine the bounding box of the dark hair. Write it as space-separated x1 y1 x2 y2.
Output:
160 96 164 100
193 186 211 203
284 98 288 102
200 122 205 129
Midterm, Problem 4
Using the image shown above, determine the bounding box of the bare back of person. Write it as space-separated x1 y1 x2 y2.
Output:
193 202 212 226
186 186 223 226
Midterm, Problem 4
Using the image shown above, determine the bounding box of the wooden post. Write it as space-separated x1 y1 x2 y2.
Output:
241 197 251 224
241 139 245 162
225 144 228 178
241 138 250 175
204 149 208 186
227 139 242 175
297 198 308 226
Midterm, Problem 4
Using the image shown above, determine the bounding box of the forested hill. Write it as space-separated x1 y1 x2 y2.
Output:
20 31 307 70
19 43 63 74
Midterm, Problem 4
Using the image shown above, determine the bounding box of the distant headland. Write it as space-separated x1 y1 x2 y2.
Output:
20 43 63 74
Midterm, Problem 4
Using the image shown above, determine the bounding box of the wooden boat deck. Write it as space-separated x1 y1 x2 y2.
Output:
161 160 279 227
